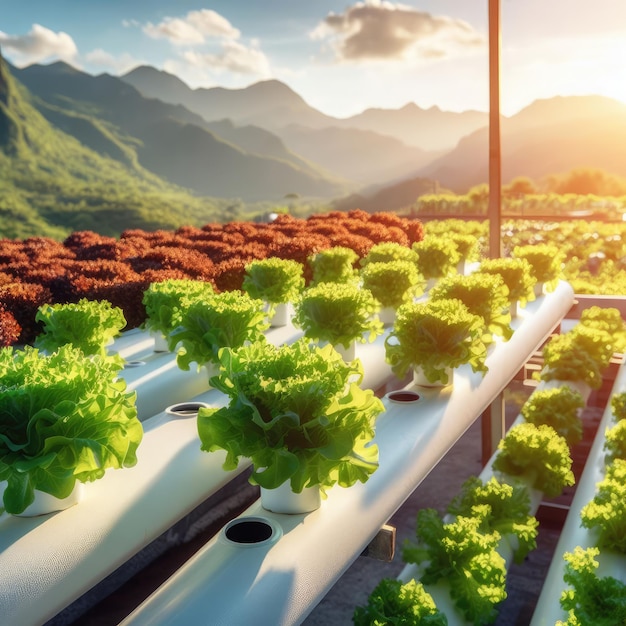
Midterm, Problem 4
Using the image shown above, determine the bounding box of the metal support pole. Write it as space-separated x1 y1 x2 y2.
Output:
488 0 502 259
481 392 506 465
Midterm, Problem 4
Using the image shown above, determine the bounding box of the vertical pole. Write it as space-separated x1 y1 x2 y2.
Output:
488 0 502 259
482 392 506 466
482 0 504 459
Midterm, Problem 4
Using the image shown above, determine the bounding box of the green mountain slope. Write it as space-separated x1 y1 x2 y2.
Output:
13 62 351 201
122 65 486 152
137 116 346 199
0 54 228 239
123 66 336 131
277 124 440 184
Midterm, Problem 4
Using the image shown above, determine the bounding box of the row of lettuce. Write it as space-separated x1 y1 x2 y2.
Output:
426 218 626 296
0 211 425 346
554 389 626 624
353 312 626 625
1 210 624 348
0 230 562 516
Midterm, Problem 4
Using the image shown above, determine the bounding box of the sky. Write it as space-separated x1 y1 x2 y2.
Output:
2 1 626 119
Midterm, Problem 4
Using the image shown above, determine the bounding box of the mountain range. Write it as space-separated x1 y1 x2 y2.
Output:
0 54 231 238
3 52 626 239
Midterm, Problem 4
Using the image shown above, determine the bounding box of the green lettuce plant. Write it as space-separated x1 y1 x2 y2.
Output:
169 290 269 371
492 422 575 497
447 475 538 564
411 236 461 281
521 385 585 446
611 391 626 421
293 281 383 349
429 273 513 343
34 298 126 358
197 338 383 495
308 246 359 285
477 257 536 308
403 507 507 625
385 298 488 385
360 241 420 267
142 279 215 338
604 420 626 462
580 458 626 553
558 546 626 626
353 578 447 626
578 305 626 354
0 345 141 515
242 258 305 311
512 243 564 292
360 260 425 310
448 233 481 264
540 325 615 389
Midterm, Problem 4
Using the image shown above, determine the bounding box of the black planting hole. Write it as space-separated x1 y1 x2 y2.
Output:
387 390 421 403
124 360 146 368
166 402 208 417
225 519 274 544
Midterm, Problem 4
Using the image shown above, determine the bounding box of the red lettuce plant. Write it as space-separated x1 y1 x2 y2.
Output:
0 305 21 347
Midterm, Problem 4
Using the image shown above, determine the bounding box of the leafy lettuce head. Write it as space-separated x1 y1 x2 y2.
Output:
0 345 141 515
35 298 126 357
385 298 488 383
198 338 383 494
293 281 383 348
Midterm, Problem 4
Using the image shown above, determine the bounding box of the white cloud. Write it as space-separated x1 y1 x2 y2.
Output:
143 9 240 46
182 40 270 76
0 23 78 67
186 9 240 39
137 8 271 79
311 1 484 63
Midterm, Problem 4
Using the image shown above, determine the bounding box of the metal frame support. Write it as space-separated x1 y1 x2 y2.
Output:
481 391 506 465
361 524 396 562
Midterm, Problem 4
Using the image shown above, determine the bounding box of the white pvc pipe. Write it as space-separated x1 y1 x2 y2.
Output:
530 359 626 625
0 307 396 626
120 283 575 626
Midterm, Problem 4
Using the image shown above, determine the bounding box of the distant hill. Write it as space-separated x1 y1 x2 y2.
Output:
277 124 441 184
332 177 441 213
12 62 351 201
121 66 486 152
335 103 488 151
0 54 230 239
6 54 626 235
416 95 626 192
330 94 626 211
123 66 336 133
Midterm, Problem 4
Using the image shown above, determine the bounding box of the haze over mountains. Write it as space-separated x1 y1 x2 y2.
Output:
121 65 486 153
4 53 626 237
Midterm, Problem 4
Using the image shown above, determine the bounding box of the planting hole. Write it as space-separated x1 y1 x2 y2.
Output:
387 390 420 404
124 360 146 368
222 516 282 547
165 401 209 418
